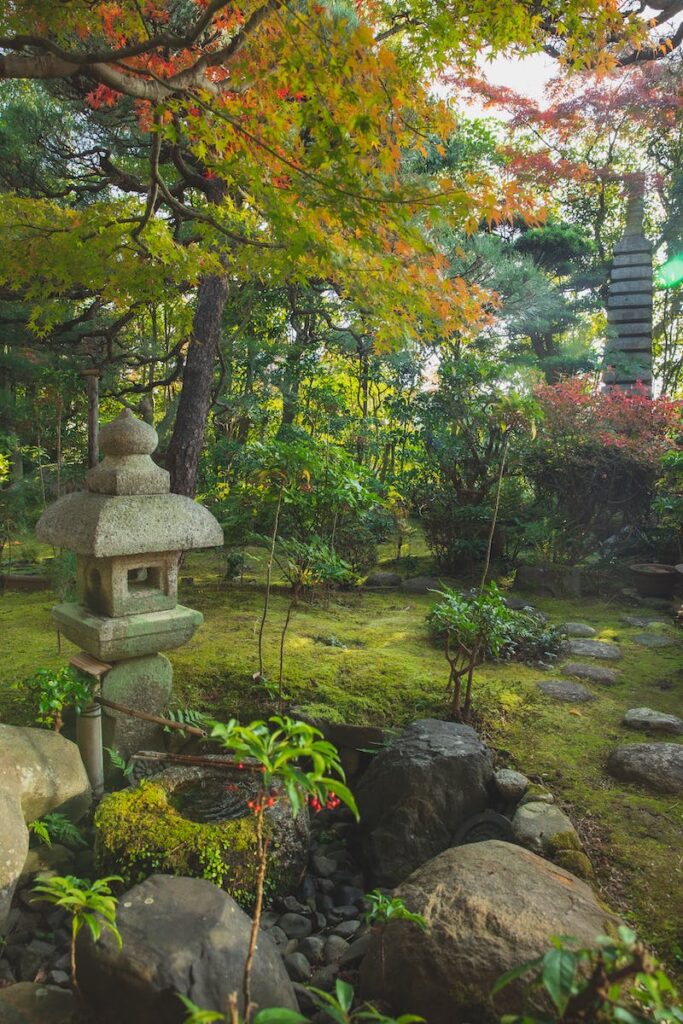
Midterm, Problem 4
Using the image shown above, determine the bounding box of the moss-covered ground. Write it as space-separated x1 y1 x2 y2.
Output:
1 542 681 973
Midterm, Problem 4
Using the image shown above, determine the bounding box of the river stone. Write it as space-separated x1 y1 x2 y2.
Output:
623 707 683 735
0 983 80 1024
538 679 595 703
606 744 683 794
560 623 597 638
562 663 618 686
564 639 621 661
355 719 493 886
77 875 298 1023
364 571 402 588
512 802 577 856
632 633 677 648
494 769 529 802
358 841 620 1024
0 724 91 823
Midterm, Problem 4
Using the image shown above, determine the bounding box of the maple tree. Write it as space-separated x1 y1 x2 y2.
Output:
0 0 677 493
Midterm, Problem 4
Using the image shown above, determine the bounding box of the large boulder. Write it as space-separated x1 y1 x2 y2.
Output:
0 724 91 823
606 744 683 794
622 708 683 736
0 725 91 934
0 791 30 938
359 841 620 1024
355 719 493 886
77 874 298 1024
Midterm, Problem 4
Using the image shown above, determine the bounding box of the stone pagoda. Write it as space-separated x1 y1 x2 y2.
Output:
603 182 653 395
36 409 223 766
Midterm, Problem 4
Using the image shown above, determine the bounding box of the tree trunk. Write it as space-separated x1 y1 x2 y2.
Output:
167 272 230 496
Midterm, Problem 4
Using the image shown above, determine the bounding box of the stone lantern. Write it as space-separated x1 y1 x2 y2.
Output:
36 410 223 783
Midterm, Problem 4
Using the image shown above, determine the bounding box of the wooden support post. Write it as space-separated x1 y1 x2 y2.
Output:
80 369 100 469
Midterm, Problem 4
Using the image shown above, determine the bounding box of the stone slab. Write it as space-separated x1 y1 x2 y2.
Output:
613 237 653 255
608 307 653 324
606 743 683 794
609 279 652 295
609 337 653 352
632 633 677 648
611 266 652 282
611 251 654 268
52 602 202 660
623 707 683 735
537 679 596 703
608 292 653 308
560 623 597 638
562 662 618 686
621 615 667 628
564 639 621 661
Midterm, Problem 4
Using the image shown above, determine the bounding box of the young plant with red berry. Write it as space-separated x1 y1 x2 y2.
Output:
208 715 358 1023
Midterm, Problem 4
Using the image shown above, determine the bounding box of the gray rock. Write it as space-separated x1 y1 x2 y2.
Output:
310 965 339 991
20 844 75 884
623 707 683 735
562 663 618 686
512 802 577 856
494 769 529 802
356 719 493 887
268 925 289 951
311 853 337 878
518 790 554 806
77 875 297 1023
19 940 56 983
324 935 350 964
278 913 313 940
47 970 71 987
564 639 621 661
0 725 91 933
632 633 677 648
340 932 372 967
364 572 402 588
606 744 683 794
331 905 358 921
621 615 667 628
299 936 325 963
333 920 362 939
400 576 455 595
560 623 597 638
538 679 596 703
0 983 78 1024
359 841 620 1024
284 952 311 982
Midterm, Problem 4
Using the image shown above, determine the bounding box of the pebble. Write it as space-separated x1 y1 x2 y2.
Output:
323 935 350 964
494 768 529 802
268 925 289 950
278 913 313 940
310 965 339 991
279 895 309 914
311 853 337 878
332 920 362 939
340 932 372 966
260 910 280 930
284 952 311 982
299 936 325 963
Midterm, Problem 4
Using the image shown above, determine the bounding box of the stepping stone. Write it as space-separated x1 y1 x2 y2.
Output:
564 639 621 661
606 743 683 794
632 633 677 649
512 802 577 856
562 662 618 686
537 679 595 703
623 707 683 735
560 622 597 638
621 615 668 628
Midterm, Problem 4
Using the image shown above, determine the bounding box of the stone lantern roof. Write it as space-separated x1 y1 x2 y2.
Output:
37 410 223 557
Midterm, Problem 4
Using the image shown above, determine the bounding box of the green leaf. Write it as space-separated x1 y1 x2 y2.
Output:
541 948 577 1014
253 1010 310 1024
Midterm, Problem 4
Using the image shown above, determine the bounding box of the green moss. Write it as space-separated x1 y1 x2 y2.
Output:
519 784 555 805
94 782 276 910
553 849 595 880
549 831 582 853
3 550 683 976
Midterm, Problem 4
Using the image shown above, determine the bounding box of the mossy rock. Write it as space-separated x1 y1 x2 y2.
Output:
94 778 308 910
548 830 582 854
